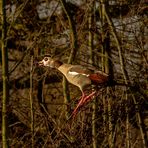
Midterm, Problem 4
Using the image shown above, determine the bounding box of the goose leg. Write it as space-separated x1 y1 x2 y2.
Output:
72 92 86 117
72 91 96 118
82 91 96 105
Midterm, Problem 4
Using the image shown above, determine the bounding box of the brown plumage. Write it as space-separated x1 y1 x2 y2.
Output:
38 56 109 117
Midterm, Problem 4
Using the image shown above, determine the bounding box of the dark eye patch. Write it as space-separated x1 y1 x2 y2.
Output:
44 57 48 61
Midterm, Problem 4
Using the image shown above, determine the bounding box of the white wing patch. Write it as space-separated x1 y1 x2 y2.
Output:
68 71 89 77
68 71 79 75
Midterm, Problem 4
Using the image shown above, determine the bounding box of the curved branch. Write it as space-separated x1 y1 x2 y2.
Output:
104 7 129 85
59 0 78 119
60 0 78 63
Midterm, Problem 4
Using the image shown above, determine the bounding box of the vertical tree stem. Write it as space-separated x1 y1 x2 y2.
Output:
100 1 114 147
1 0 9 147
88 1 97 148
30 56 34 148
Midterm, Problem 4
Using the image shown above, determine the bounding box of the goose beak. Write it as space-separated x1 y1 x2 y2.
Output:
38 60 44 66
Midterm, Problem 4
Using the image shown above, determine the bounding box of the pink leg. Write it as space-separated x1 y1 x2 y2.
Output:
72 91 97 118
82 91 96 105
72 93 85 117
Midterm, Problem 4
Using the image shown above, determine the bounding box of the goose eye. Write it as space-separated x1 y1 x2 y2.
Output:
44 57 48 61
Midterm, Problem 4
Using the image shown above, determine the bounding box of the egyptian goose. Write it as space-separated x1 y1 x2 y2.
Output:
38 56 109 117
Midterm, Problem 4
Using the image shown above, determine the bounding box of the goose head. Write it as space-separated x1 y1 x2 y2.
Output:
38 57 62 68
